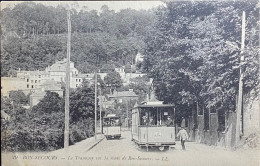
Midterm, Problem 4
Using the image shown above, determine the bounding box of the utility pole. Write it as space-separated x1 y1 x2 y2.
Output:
259 1 260 130
100 88 102 134
64 9 71 148
126 100 129 129
94 70 97 140
235 11 245 145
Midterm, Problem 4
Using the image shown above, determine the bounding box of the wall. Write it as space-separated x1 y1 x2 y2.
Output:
192 109 237 148
1 77 27 96
243 90 260 137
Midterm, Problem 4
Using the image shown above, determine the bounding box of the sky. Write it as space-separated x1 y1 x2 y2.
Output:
1 1 166 12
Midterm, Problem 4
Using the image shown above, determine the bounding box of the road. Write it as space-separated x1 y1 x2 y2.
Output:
2 131 259 166
86 130 259 166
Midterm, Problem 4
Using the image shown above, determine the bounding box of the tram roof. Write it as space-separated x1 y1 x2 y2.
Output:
104 114 119 118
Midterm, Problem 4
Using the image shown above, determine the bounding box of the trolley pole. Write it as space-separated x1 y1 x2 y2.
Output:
235 11 245 145
64 9 71 149
94 71 97 140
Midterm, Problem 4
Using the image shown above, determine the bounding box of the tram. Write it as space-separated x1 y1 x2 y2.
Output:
131 101 176 151
103 114 121 139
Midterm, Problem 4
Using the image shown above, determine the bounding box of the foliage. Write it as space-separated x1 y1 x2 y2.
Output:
1 2 156 76
143 1 259 119
69 81 95 122
2 82 97 151
9 90 28 105
104 70 123 93
124 63 132 73
128 76 151 102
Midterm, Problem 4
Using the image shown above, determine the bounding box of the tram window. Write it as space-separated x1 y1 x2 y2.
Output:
139 107 174 126
104 118 120 126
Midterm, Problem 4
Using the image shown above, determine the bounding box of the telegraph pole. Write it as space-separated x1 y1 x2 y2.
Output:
259 1 260 129
235 11 245 145
126 100 129 129
64 9 71 148
100 88 102 134
94 70 97 140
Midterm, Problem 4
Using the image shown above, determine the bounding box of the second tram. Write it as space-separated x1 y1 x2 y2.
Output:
103 114 121 139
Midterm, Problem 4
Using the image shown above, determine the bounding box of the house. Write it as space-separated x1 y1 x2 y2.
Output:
17 70 50 91
1 77 27 96
135 52 144 64
30 80 63 107
106 89 138 104
16 59 86 89
99 96 115 109
45 58 79 84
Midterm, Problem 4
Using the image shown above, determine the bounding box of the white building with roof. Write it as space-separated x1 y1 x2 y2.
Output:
16 59 88 89
2 59 94 99
135 52 144 63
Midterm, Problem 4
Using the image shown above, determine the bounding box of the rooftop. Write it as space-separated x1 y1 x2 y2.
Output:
39 80 63 91
31 90 46 97
18 70 49 76
47 59 72 72
107 90 138 98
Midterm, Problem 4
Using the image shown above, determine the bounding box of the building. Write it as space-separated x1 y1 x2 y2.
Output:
106 89 138 104
99 96 115 109
30 80 63 107
17 70 50 93
16 59 88 89
1 77 27 96
135 52 144 64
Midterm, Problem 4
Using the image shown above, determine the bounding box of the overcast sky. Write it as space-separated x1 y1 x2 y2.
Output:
1 1 166 12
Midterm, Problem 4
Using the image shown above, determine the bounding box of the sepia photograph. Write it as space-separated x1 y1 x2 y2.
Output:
1 1 260 166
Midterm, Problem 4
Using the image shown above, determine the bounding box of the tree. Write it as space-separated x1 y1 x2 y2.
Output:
128 76 150 102
104 71 123 93
9 90 27 105
69 81 96 142
1 2 156 76
124 63 132 73
143 1 259 121
32 91 63 113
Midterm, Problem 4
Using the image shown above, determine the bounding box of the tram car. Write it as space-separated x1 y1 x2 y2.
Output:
103 114 121 139
131 101 176 151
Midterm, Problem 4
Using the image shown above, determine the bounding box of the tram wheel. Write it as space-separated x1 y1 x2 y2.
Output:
158 146 165 151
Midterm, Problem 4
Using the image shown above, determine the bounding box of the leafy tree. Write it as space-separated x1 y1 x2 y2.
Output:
1 2 157 76
69 81 96 142
143 1 259 120
9 90 28 105
100 63 115 73
104 71 123 93
127 76 150 102
124 63 132 73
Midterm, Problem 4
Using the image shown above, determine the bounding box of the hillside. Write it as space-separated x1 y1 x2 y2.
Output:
1 2 156 76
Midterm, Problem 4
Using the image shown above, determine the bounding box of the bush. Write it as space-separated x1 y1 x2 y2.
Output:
70 118 94 144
